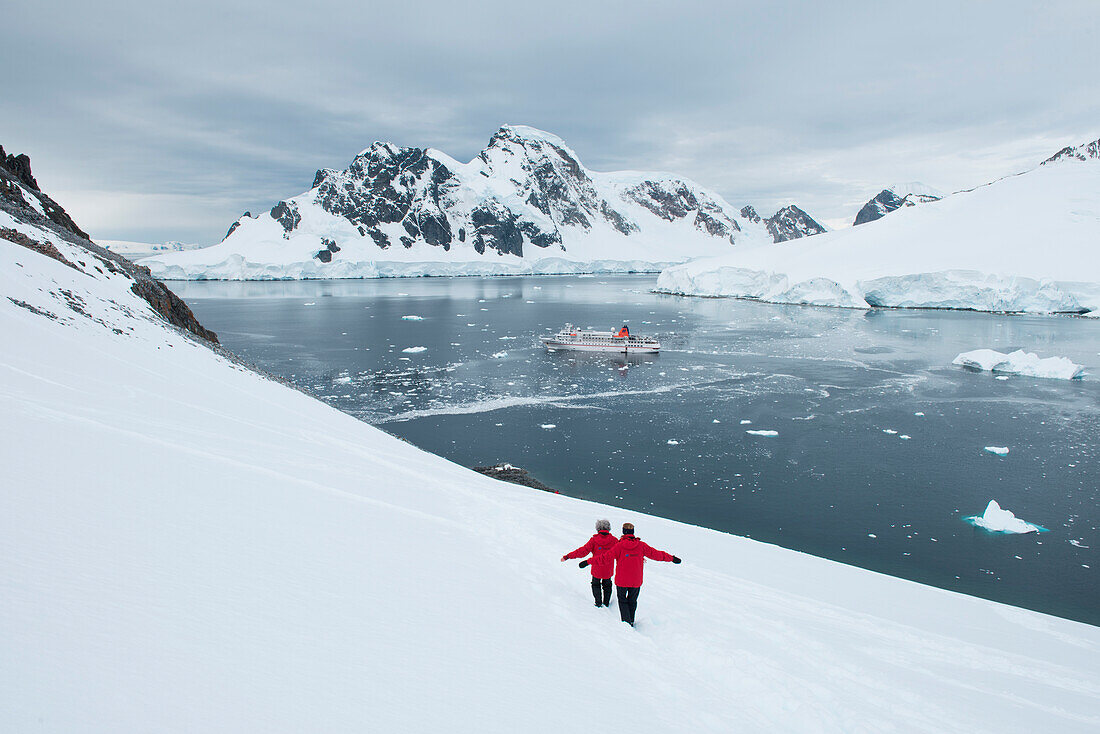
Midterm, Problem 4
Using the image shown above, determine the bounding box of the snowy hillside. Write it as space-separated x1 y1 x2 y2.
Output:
658 137 1100 315
3 159 1099 734
143 125 823 280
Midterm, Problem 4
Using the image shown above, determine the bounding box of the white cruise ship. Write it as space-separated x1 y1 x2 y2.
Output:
540 324 660 353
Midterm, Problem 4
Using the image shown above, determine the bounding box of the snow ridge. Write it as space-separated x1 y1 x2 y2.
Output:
658 136 1100 315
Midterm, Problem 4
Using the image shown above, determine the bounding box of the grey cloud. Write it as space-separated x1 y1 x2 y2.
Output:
3 0 1097 243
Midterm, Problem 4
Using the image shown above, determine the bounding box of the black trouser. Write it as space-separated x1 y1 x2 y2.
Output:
616 585 641 625
591 577 612 606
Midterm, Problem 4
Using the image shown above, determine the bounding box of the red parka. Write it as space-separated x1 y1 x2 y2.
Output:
563 531 619 579
590 534 674 587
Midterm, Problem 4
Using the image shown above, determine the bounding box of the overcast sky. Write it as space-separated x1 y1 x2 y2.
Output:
4 0 1098 243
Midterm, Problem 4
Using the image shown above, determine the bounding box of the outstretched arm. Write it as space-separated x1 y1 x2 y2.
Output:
642 543 679 563
561 537 595 561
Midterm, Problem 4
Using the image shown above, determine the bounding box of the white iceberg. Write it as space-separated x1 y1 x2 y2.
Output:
746 429 778 437
401 315 424 320
965 500 1045 534
401 346 427 353
984 446 1010 456
953 349 1084 380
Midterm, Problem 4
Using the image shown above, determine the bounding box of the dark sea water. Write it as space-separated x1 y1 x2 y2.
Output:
174 275 1098 625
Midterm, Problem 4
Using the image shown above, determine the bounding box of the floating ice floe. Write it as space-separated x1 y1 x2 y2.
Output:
540 424 556 429
965 500 1046 534
302 302 316 306
490 350 508 359
952 349 1084 380
667 439 680 445
882 429 898 435
746 430 778 437
984 446 1009 456
740 419 752 425
402 346 427 353
401 315 424 320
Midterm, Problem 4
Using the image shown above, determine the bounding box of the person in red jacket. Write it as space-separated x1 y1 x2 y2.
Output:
582 522 680 626
561 519 618 607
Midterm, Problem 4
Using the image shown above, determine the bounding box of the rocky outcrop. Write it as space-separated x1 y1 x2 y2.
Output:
765 205 826 242
0 144 89 239
1043 136 1100 164
854 185 942 226
1 144 217 343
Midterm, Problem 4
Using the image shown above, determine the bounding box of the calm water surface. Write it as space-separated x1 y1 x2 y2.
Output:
175 275 1098 625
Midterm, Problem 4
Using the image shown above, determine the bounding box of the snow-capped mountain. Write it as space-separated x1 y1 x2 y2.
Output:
657 136 1100 314
143 126 825 280
853 182 944 226
4 144 1097 732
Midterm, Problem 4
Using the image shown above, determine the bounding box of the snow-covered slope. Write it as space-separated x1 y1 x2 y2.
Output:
658 137 1100 314
3 177 1099 734
143 126 824 280
853 182 944 226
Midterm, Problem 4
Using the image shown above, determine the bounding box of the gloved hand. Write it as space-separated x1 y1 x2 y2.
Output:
579 560 589 569
560 555 568 562
672 556 681 564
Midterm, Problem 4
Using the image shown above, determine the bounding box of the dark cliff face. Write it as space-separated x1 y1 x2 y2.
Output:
1042 136 1100 165
254 125 744 260
0 145 217 343
765 205 826 242
0 144 89 239
854 189 907 226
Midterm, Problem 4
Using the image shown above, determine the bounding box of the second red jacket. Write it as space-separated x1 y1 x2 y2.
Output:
591 534 674 587
563 531 619 579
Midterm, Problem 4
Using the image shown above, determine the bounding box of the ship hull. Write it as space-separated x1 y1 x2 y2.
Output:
540 338 660 354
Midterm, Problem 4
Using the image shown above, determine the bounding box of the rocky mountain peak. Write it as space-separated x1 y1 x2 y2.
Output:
1 144 40 191
765 205 826 243
1042 136 1100 165
0 145 88 239
854 183 942 226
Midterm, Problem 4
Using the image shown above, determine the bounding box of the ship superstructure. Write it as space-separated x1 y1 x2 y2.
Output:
540 324 660 353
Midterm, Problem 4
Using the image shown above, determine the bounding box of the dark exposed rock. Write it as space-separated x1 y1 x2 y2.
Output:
1042 137 1100 165
853 187 942 226
130 275 219 343
854 189 907 226
473 464 558 493
315 249 333 263
0 147 88 238
0 227 80 270
0 145 39 191
765 205 826 243
270 200 301 232
740 205 761 223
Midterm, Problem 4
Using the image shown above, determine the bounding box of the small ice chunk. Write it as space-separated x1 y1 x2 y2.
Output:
746 430 778 437
867 533 877 539
712 419 721 423
402 346 427 353
914 412 925 417
952 349 1084 380
740 419 752 425
540 424 556 429
490 350 508 359
667 439 680 445
984 446 1009 456
965 500 1044 534
401 315 424 320
899 435 911 440
883 429 898 435
302 302 316 306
